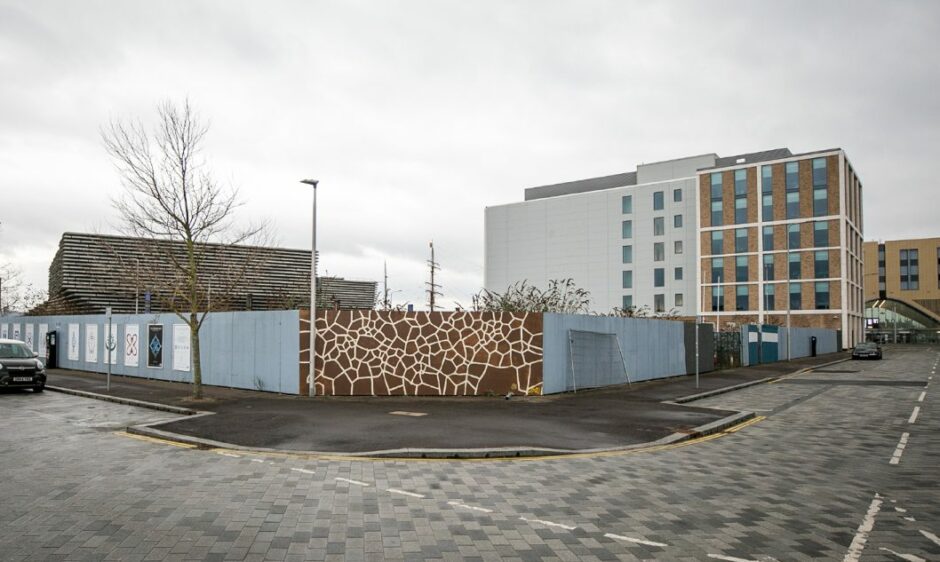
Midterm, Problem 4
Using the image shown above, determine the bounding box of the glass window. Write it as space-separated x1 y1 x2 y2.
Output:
736 285 749 311
813 188 828 217
814 221 829 247
675 267 683 280
788 224 800 249
786 191 800 219
712 286 724 311
710 173 723 200
622 270 633 289
735 228 748 253
622 245 633 264
673 188 682 202
815 281 830 309
622 295 633 309
711 231 723 255
763 284 775 311
654 242 665 261
789 283 801 310
654 294 665 313
711 200 723 226
675 293 684 307
674 240 683 255
736 255 748 282
814 251 829 279
621 195 632 214
812 157 827 188
735 197 747 224
789 253 801 279
761 165 773 194
763 254 775 281
674 214 683 228
654 217 665 236
785 161 799 191
711 258 724 283
622 220 633 239
653 191 664 211
763 225 774 251
734 169 747 196
900 249 920 290
762 194 772 221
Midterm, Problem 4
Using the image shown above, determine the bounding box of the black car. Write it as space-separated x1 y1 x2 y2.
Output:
0 339 47 392
852 342 883 360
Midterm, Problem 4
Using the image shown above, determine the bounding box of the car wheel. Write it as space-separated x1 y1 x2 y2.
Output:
34 385 44 393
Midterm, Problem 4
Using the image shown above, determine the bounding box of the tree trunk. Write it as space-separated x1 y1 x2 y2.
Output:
190 312 202 399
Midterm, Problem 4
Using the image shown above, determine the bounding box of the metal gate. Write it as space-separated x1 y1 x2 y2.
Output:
567 329 630 392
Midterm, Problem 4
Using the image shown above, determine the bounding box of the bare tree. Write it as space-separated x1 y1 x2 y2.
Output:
0 263 48 315
102 99 265 399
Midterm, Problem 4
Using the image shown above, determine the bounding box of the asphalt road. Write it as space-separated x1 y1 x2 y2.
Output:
1 346 938 560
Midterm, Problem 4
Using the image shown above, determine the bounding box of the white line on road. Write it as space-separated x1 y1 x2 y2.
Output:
604 533 668 548
920 530 940 547
447 501 493 513
386 488 425 498
250 458 265 463
918 391 925 402
290 468 315 475
843 492 883 562
706 555 759 562
909 406 920 424
890 433 910 465
218 452 241 458
520 517 577 531
878 547 925 562
335 477 369 486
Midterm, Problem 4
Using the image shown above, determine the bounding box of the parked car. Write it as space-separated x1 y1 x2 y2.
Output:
0 339 46 392
852 342 883 360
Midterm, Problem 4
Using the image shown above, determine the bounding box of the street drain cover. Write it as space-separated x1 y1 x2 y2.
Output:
389 411 428 417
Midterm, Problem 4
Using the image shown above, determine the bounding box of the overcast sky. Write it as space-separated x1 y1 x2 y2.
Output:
1 0 938 309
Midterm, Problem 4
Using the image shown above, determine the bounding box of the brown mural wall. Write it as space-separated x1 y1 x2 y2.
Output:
300 310 543 396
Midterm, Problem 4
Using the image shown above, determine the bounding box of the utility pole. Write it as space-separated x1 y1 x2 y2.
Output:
426 242 442 312
383 261 390 309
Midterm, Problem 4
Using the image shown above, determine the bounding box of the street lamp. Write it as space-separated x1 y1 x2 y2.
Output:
300 179 318 397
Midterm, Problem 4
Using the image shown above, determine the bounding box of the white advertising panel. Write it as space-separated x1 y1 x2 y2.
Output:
172 324 191 372
85 324 98 363
124 324 140 367
68 324 80 361
25 324 34 351
0 323 7 339
38 324 48 358
105 323 118 365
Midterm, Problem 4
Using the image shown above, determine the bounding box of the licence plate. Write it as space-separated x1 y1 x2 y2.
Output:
12 377 32 383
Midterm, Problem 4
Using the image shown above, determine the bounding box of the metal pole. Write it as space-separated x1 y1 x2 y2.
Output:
786 280 792 361
135 258 139 315
106 308 112 392
301 179 319 397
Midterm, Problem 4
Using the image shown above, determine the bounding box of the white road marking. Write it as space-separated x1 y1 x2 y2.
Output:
335 477 369 486
520 516 577 531
250 458 265 463
386 488 425 498
389 411 428 417
291 468 316 475
890 433 910 465
706 555 759 562
878 547 925 562
604 533 668 548
447 501 493 513
920 530 940 547
904 516 916 522
917 392 925 402
218 452 241 458
894 507 907 513
908 406 920 424
843 492 883 562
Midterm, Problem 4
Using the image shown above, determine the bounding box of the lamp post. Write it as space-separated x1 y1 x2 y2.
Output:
300 179 319 397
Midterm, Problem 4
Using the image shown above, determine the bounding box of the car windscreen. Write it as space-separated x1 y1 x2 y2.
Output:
0 343 33 359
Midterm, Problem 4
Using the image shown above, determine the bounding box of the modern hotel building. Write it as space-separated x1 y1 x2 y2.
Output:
484 147 865 348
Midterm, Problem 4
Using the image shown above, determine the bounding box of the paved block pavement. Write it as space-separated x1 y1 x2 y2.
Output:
1 346 937 560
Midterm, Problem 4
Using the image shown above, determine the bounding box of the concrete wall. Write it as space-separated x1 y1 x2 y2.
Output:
0 310 300 394
542 313 713 394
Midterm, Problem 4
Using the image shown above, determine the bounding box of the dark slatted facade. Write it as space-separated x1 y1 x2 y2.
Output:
33 233 376 315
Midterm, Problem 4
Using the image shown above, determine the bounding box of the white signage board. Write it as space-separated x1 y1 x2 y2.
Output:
25 324 35 351
38 324 48 358
172 324 191 372
85 324 98 363
0 324 7 339
105 323 118 365
68 324 80 361
124 324 140 367
11 323 21 341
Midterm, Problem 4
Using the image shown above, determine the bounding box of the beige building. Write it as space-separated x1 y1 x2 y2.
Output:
863 237 940 339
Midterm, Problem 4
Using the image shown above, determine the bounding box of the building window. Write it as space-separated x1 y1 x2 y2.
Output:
814 221 829 247
710 172 723 199
813 187 828 217
675 293 684 307
788 224 800 249
710 173 723 226
711 258 724 283
735 228 748 253
654 242 665 262
786 191 800 219
812 157 827 189
762 194 772 221
736 255 748 282
789 283 802 310
622 245 633 264
763 284 775 311
675 267 683 280
622 270 633 289
815 281 830 309
654 268 665 287
674 214 683 228
937 247 940 288
653 191 664 211
654 294 665 313
673 188 682 202
711 231 723 255
763 225 774 251
674 240 683 255
785 161 799 191
761 165 772 192
654 217 665 236
814 251 829 279
622 195 632 214
763 254 775 281
622 295 633 309
712 286 724 312
622 220 633 239
736 285 749 311
789 253 801 279
735 197 747 224
734 169 747 196
900 249 920 290
711 200 723 226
